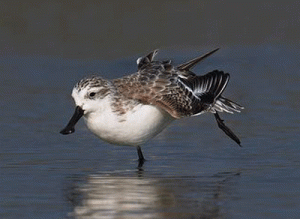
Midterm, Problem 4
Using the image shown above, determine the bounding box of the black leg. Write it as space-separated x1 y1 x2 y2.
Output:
137 146 145 168
214 112 242 147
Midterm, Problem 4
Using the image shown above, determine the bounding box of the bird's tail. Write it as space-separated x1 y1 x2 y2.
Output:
211 96 244 114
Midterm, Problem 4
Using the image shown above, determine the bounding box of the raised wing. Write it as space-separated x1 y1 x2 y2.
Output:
113 49 242 119
113 62 235 119
113 49 243 145
177 48 219 71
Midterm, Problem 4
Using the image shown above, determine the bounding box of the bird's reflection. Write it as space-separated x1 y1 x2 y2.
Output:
65 170 240 218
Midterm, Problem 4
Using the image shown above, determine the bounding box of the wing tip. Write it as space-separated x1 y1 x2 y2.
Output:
137 49 160 69
177 48 220 71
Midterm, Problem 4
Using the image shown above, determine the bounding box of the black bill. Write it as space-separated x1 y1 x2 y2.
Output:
60 106 84 135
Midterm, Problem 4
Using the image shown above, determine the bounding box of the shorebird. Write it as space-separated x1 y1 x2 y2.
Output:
60 49 243 167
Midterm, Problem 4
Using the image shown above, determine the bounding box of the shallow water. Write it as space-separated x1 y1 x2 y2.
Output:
0 45 299 218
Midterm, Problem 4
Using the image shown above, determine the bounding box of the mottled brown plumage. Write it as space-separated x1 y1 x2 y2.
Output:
60 49 244 166
113 49 241 119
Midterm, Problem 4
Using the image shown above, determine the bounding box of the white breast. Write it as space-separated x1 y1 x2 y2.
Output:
84 101 174 146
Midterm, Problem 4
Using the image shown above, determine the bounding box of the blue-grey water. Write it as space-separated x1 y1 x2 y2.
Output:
1 45 299 218
1 1 300 218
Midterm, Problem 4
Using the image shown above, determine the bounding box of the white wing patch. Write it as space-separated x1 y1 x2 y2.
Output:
177 76 200 100
194 78 209 95
136 57 143 65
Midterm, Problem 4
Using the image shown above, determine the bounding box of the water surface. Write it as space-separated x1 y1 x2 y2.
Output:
1 1 300 218
0 45 299 218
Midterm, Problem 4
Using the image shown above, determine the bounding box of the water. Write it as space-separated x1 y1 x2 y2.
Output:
0 45 299 218
1 1 300 218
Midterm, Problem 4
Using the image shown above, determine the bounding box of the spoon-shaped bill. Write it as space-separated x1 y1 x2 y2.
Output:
60 106 84 135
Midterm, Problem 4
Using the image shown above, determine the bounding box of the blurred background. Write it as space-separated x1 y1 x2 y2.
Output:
1 0 299 58
1 1 300 218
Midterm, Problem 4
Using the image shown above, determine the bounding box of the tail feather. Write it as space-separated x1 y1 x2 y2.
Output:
212 97 244 114
186 70 243 115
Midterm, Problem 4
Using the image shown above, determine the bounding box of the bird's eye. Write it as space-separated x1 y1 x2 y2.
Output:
89 92 96 97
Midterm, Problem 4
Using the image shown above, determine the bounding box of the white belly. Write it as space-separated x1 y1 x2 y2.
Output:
84 104 174 146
